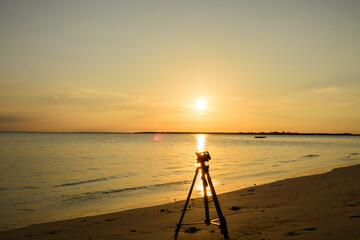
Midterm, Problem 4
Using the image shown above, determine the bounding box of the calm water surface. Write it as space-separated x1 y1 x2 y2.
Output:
0 133 359 230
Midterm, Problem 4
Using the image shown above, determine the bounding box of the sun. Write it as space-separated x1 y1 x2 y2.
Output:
195 98 208 111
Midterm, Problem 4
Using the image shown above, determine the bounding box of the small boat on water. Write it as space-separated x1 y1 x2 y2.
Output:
254 136 267 138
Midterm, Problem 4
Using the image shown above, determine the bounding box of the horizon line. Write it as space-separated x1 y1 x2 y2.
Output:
0 131 359 136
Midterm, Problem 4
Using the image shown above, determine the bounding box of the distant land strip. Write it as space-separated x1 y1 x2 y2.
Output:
136 131 359 136
0 131 359 136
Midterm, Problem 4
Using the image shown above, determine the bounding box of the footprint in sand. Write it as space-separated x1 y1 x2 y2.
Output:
285 227 317 236
105 218 116 222
286 231 301 236
185 227 200 233
231 206 242 211
303 227 317 231
26 234 39 238
347 202 360 207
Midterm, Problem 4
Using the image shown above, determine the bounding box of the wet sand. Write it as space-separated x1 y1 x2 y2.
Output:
1 164 359 240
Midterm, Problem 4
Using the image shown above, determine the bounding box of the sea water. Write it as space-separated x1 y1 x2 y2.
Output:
0 133 359 230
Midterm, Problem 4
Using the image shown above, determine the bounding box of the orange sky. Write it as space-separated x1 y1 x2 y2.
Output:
0 1 359 133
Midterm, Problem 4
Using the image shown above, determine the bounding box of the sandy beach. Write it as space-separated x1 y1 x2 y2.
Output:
1 164 359 240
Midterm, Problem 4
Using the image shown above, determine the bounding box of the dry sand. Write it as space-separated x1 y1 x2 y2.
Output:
1 164 359 240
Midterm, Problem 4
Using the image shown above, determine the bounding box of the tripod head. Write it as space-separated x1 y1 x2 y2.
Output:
196 151 211 164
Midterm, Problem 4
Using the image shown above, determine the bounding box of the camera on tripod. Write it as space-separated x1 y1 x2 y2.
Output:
174 151 230 240
196 151 211 163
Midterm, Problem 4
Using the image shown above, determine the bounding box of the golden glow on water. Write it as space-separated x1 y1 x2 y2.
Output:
194 170 212 197
1 133 359 232
195 134 206 167
196 134 206 152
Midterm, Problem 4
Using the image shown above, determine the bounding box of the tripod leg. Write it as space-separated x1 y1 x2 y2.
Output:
201 169 210 225
205 171 231 240
174 167 199 239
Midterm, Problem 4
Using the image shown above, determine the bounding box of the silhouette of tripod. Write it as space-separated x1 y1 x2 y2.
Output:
174 151 230 240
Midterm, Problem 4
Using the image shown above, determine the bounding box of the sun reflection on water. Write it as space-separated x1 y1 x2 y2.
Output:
196 134 206 152
195 134 212 196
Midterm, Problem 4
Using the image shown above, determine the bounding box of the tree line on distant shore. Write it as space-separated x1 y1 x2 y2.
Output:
136 131 357 136
0 131 358 136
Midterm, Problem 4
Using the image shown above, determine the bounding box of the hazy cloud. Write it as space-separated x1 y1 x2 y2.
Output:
81 89 135 98
229 97 242 101
304 87 342 95
0 115 31 123
49 89 146 106
301 75 360 90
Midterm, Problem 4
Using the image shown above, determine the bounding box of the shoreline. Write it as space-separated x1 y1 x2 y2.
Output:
1 164 359 239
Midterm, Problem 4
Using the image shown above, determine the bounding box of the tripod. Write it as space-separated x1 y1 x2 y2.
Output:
174 151 230 240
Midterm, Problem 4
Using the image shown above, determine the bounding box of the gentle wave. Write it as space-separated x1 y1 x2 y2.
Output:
279 159 298 163
303 154 320 158
54 176 118 188
62 179 192 201
102 180 190 194
236 170 287 179
342 152 360 161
